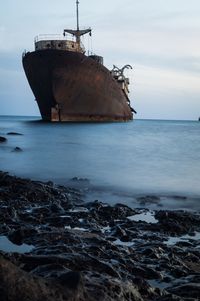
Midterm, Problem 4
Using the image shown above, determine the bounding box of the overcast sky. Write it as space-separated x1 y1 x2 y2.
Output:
0 0 200 120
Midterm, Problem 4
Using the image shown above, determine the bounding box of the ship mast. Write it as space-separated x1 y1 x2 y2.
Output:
63 0 91 48
76 0 79 31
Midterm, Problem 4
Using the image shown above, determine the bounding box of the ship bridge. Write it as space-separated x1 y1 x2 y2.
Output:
35 1 91 54
34 34 85 53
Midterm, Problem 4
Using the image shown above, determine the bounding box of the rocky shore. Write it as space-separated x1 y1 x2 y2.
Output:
0 171 200 300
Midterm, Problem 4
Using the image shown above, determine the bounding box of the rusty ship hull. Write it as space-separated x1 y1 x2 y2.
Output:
23 49 133 122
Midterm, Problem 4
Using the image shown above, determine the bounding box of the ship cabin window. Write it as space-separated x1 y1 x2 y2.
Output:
58 44 61 48
72 44 74 48
47 43 50 48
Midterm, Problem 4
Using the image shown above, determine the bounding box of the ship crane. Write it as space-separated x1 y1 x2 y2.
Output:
63 0 91 47
111 64 137 114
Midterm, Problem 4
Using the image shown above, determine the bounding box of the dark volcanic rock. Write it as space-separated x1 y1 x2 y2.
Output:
0 171 200 301
156 294 196 300
8 227 37 245
7 132 23 135
57 271 83 289
167 283 200 299
0 256 83 301
0 136 7 142
137 195 160 205
155 210 200 235
71 177 90 183
0 256 144 301
12 147 23 152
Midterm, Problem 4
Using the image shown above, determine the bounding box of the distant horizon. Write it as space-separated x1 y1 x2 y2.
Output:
0 114 198 122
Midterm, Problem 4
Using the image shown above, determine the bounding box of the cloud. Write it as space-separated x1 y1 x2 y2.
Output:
131 64 200 120
0 51 21 71
0 51 38 115
0 0 200 119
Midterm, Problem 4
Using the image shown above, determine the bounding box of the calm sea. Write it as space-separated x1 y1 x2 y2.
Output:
0 116 199 210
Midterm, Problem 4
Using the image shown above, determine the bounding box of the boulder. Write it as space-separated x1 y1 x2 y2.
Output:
0 136 7 142
7 132 23 135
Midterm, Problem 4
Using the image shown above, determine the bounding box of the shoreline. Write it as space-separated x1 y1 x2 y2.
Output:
1 168 200 212
0 171 200 300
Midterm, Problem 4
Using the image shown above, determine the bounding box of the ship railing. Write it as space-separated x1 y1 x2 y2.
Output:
34 34 67 43
34 34 86 53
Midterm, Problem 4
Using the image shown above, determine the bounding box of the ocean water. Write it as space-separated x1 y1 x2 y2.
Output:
0 116 199 210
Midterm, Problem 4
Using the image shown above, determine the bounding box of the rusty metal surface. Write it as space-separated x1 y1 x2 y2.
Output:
23 49 134 122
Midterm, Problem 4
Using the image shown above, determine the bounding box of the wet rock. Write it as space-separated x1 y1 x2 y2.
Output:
167 283 200 299
0 256 146 301
29 263 70 278
83 271 144 301
156 294 195 300
0 171 200 301
172 195 187 200
0 256 82 301
57 271 82 289
185 261 200 273
7 132 23 136
156 211 200 230
140 246 165 259
12 147 23 152
137 195 160 205
88 201 136 222
8 227 37 245
176 241 193 247
113 225 127 238
8 229 25 245
0 136 7 142
7 132 23 135
71 177 90 183
132 266 163 280
50 202 65 213
132 277 161 300
171 267 188 278
153 211 200 236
